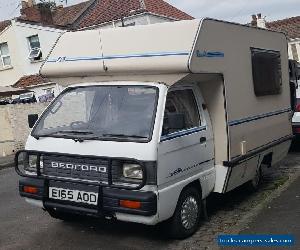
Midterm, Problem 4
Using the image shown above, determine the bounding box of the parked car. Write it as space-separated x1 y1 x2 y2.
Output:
290 61 300 135
0 97 11 105
11 92 37 104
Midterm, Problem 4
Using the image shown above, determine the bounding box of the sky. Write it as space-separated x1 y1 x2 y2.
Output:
0 0 299 23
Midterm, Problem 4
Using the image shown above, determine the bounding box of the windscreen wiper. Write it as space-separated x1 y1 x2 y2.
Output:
101 134 148 139
35 130 94 141
58 130 94 135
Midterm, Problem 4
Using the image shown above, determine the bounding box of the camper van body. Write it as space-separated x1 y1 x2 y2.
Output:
16 19 292 238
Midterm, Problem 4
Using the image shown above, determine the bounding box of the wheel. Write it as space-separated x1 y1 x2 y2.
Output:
247 167 262 191
47 208 78 221
165 186 202 239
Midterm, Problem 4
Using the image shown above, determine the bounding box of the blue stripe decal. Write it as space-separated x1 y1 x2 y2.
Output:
47 51 190 63
228 108 291 126
160 126 206 142
196 50 224 58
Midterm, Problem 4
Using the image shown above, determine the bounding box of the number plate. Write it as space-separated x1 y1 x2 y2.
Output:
49 187 98 205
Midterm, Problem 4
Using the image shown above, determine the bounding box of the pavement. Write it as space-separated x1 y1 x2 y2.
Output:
0 154 15 169
240 175 300 250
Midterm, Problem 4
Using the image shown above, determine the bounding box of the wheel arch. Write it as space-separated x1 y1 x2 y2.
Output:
158 177 203 222
261 152 273 167
182 179 203 199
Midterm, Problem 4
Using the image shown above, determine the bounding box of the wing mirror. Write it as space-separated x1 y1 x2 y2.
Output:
28 114 39 128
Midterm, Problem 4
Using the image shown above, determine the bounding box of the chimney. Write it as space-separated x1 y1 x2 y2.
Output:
21 1 28 9
20 0 41 22
256 13 266 29
251 14 266 29
21 0 35 9
20 0 54 25
38 4 54 25
139 0 146 9
251 14 257 27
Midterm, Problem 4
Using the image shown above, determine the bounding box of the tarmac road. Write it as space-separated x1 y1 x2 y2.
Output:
0 168 172 250
0 150 299 250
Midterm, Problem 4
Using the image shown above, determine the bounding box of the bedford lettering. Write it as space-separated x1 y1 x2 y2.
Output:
51 162 107 173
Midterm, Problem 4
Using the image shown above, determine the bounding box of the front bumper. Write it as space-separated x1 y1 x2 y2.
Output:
19 177 157 217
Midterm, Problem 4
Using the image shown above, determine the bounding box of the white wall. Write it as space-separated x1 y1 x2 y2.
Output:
0 20 63 87
0 23 21 86
27 82 64 101
0 102 49 156
288 39 300 62
91 13 175 29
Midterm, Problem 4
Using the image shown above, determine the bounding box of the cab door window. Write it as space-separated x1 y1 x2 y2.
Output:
162 89 200 135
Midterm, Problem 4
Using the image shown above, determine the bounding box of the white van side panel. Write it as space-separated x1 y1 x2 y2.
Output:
156 83 215 221
226 155 260 192
189 19 292 161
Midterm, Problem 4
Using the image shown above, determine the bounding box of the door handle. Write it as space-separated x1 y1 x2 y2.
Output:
200 137 207 144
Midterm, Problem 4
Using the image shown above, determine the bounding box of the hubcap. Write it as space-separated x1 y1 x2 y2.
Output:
180 196 199 230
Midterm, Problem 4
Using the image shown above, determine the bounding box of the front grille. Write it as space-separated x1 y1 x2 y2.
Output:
43 155 110 183
15 150 148 190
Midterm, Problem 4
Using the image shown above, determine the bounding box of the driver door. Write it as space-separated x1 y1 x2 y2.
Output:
157 86 214 185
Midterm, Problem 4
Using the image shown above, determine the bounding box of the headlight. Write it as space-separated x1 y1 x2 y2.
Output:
25 154 38 173
16 152 43 176
123 164 143 179
29 155 37 168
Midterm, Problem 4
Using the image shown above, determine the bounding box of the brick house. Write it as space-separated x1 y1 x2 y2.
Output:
74 0 193 29
251 14 300 62
267 16 300 62
0 0 192 100
19 0 193 30
0 18 63 87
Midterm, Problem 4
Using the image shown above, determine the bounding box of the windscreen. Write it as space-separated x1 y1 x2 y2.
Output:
32 85 158 142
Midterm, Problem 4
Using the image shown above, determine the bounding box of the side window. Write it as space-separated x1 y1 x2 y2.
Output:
0 42 11 68
162 89 200 135
251 48 282 96
28 35 42 61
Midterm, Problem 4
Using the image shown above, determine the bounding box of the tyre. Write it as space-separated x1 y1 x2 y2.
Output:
247 167 262 191
47 208 79 221
165 186 202 239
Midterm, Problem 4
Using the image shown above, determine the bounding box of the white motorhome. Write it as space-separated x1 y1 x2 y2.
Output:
15 19 293 238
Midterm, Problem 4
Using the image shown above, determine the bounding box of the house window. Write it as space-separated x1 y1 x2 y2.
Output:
251 48 282 96
0 42 11 68
291 44 299 61
28 35 42 61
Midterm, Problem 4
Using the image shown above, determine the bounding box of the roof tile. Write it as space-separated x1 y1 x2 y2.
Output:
78 0 193 28
13 75 50 88
267 16 300 39
18 0 92 28
53 1 93 27
0 20 11 33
